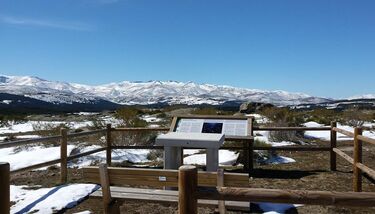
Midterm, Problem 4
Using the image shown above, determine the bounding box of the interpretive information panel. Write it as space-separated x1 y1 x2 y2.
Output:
175 119 248 136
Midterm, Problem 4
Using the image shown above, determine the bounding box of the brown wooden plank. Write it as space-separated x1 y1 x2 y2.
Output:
90 188 250 211
356 163 375 181
357 135 375 146
353 128 363 192
67 148 106 161
112 127 170 132
0 162 10 214
254 127 331 131
169 116 178 132
106 124 112 166
198 187 375 207
330 122 337 171
84 167 247 181
333 148 354 164
82 167 248 187
67 129 106 138
179 165 198 214
60 128 68 183
99 164 112 214
225 136 254 141
333 127 355 138
0 135 61 149
254 146 331 151
217 169 226 214
10 158 61 174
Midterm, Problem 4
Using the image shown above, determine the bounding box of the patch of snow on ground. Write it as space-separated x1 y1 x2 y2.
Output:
183 150 238 166
0 145 75 171
74 112 99 116
263 155 296 165
69 146 151 168
246 113 269 124
304 122 375 141
1 100 12 104
0 121 92 134
14 135 40 139
10 184 99 214
74 211 92 214
0 143 152 170
254 131 296 147
183 149 201 155
141 115 163 123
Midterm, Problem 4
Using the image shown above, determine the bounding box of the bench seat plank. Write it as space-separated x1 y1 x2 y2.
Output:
90 186 250 211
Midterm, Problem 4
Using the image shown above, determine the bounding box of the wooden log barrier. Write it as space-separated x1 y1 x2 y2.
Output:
330 122 337 171
0 162 10 214
60 128 68 183
178 165 198 214
106 124 112 166
197 187 375 207
353 127 363 192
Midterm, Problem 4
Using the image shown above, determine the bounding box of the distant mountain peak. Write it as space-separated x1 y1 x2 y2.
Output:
348 94 375 100
0 75 333 106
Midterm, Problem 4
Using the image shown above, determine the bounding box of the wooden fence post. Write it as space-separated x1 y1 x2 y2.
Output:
0 162 10 214
60 128 68 183
330 122 337 171
106 124 112 166
353 127 363 192
245 117 254 176
178 165 197 214
217 169 226 214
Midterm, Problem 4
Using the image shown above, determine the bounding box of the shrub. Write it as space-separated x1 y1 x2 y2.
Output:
191 107 218 115
341 108 371 127
115 107 147 127
89 118 107 130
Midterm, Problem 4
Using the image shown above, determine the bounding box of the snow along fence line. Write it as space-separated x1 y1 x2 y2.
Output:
0 129 106 149
1 128 107 184
331 126 375 192
1 125 171 183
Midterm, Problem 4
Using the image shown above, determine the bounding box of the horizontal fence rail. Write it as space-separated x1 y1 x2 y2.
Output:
253 127 331 131
0 129 106 149
333 148 354 164
112 127 170 132
331 126 375 192
197 187 375 207
3 128 109 176
10 147 106 174
332 127 355 138
357 135 375 146
67 129 106 138
0 135 62 149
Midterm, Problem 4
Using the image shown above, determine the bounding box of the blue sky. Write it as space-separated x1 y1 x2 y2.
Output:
0 0 374 98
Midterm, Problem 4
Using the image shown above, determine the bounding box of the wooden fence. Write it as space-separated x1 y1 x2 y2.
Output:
331 123 375 192
1 120 375 212
178 166 375 214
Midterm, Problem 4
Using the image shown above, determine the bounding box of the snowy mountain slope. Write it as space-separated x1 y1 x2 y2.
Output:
349 94 375 100
0 75 331 106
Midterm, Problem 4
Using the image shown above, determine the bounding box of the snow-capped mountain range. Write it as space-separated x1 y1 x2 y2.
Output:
0 74 339 107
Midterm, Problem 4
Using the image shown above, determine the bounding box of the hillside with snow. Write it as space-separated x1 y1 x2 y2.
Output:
0 75 331 107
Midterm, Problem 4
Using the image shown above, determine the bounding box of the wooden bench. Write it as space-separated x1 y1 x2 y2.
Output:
83 164 249 213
